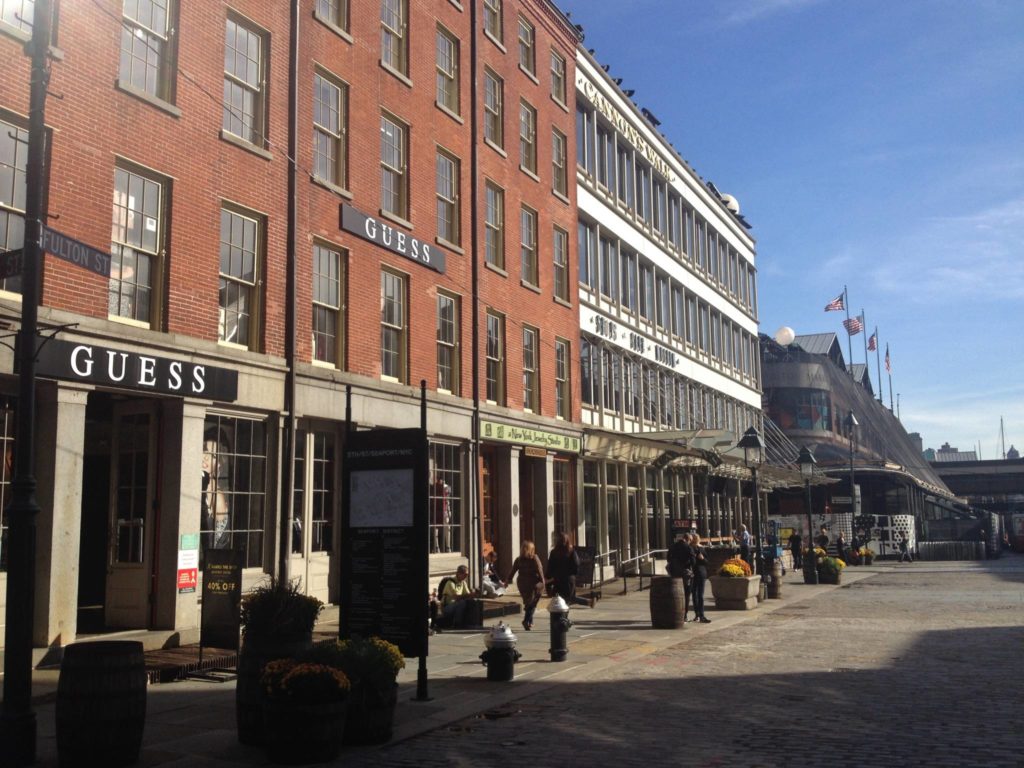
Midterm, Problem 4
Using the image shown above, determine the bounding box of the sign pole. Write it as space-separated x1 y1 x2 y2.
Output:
415 381 430 702
1 2 51 763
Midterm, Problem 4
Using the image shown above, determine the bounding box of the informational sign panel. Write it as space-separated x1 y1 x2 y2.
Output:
575 546 595 589
341 428 428 659
200 548 243 651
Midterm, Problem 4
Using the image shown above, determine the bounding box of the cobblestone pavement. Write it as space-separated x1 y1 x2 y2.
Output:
347 561 1024 768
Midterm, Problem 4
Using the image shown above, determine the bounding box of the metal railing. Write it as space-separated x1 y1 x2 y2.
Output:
617 548 668 594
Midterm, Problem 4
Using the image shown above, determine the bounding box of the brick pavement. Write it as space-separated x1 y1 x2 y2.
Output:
18 556 1024 766
342 557 1024 768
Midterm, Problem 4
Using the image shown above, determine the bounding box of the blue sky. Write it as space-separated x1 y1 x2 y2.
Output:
557 0 1024 458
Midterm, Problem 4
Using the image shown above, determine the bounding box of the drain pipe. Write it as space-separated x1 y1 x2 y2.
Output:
467 0 482 589
277 0 301 584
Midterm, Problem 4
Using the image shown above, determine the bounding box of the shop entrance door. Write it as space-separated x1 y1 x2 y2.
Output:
104 401 158 629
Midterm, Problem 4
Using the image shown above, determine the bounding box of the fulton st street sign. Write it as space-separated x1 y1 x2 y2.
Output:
0 225 114 279
27 339 239 401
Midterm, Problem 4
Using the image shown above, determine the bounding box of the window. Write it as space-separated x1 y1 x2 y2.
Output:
620 249 638 314
435 26 459 114
672 284 685 339
0 116 28 294
202 415 267 569
223 16 265 147
668 193 681 253
519 100 537 173
120 0 175 102
0 405 14 570
312 243 344 366
596 123 614 191
437 292 459 394
1 1 33 35
550 50 566 104
599 236 617 300
554 338 569 419
522 326 539 411
517 16 535 75
551 128 567 196
635 161 651 225
483 70 503 148
313 71 347 188
653 179 666 237
436 149 460 246
380 113 408 219
380 270 407 381
617 141 634 209
639 261 654 323
656 273 670 332
293 430 335 554
219 207 261 349
484 182 504 268
485 311 505 404
109 166 164 324
576 103 594 175
429 442 463 553
580 337 595 407
380 0 407 76
483 0 502 42
520 206 537 285
315 0 347 32
577 220 597 292
552 226 569 301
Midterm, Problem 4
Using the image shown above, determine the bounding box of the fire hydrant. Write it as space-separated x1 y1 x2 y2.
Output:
547 595 571 662
479 623 520 681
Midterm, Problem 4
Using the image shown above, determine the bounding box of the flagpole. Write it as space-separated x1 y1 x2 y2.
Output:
874 327 882 403
843 285 854 378
887 345 894 413
860 308 869 381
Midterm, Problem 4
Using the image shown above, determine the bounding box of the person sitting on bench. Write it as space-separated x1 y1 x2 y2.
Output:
441 565 478 627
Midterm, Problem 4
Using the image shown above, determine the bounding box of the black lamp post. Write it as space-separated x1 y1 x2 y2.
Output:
798 446 818 585
737 427 764 576
844 411 859 518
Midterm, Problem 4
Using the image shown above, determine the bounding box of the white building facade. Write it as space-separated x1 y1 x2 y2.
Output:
573 52 763 574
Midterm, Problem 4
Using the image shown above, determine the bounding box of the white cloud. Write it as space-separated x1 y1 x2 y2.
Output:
723 0 825 25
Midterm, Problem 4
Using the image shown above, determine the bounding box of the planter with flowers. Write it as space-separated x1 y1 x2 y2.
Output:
306 635 406 745
818 556 846 584
261 659 350 764
236 578 324 745
859 547 874 565
803 547 827 584
709 557 760 610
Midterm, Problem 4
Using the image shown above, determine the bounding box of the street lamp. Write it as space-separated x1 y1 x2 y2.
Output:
737 426 764 576
843 411 859 519
798 446 818 585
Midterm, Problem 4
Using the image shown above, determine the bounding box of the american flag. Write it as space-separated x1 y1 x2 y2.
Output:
867 331 877 351
843 315 864 335
885 344 891 373
824 293 845 312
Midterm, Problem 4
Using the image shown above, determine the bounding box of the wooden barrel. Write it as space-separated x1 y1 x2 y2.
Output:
649 576 686 629
56 640 147 768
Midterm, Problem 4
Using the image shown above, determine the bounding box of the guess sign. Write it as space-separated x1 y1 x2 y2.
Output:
31 339 239 401
341 204 447 274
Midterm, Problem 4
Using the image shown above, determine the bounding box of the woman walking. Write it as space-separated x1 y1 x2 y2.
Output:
506 540 545 630
690 533 711 623
547 532 592 607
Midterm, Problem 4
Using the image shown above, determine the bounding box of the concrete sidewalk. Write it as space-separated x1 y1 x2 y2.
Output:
21 566 882 767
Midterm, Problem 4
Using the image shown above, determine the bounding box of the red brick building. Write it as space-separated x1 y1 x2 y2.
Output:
0 0 580 654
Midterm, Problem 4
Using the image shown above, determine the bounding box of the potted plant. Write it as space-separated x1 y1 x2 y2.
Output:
261 658 350 764
236 578 324 744
307 636 406 745
818 556 846 584
859 546 874 565
709 557 760 609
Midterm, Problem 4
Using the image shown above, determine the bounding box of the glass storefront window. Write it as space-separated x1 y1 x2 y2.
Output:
430 441 463 554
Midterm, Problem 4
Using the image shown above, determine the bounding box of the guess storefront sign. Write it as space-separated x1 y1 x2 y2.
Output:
341 204 447 274
32 339 239 401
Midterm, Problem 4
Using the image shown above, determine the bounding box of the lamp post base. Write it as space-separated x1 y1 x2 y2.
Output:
803 562 819 585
